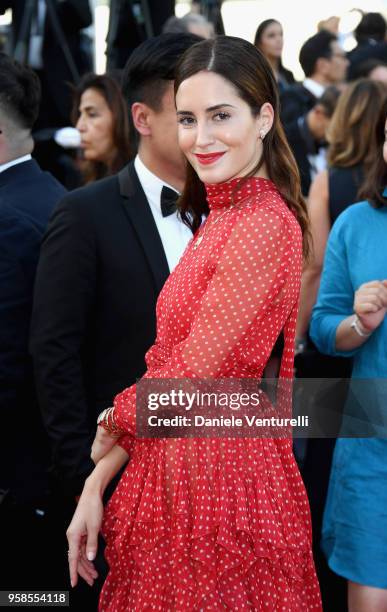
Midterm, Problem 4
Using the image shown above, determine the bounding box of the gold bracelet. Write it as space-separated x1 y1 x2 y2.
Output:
97 407 124 437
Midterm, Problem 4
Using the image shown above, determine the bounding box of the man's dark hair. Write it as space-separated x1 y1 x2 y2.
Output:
0 53 41 130
121 33 201 155
122 33 202 112
355 12 386 44
299 30 337 78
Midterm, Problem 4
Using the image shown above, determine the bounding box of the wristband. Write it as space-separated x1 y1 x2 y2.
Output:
350 315 372 338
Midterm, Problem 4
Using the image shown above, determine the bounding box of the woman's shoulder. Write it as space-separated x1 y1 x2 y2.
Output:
334 200 384 228
241 188 302 243
329 200 387 251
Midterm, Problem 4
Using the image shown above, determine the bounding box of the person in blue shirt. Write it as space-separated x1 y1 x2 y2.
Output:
310 103 387 611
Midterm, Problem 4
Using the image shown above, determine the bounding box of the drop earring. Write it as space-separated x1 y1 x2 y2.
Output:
259 130 265 140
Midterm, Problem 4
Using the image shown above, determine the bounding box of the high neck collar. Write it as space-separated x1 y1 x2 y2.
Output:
205 176 276 210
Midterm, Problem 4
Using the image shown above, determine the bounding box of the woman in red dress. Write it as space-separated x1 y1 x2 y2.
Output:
67 36 322 610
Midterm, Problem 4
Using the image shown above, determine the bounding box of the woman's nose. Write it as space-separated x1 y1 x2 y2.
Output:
76 115 86 132
195 121 215 148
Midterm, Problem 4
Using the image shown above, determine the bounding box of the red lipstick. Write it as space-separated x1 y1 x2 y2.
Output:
194 152 226 165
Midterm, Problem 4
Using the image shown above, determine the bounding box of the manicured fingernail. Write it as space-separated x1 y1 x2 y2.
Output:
87 551 95 561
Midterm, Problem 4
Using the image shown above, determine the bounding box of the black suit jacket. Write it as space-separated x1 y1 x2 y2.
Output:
284 118 314 197
347 41 387 80
106 0 175 69
280 84 318 196
0 159 66 504
30 163 173 496
1 0 92 127
280 83 317 127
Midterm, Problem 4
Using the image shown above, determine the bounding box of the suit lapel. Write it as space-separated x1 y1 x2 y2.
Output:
118 163 170 294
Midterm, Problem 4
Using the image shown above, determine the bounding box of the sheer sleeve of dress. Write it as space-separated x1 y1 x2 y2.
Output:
115 205 294 441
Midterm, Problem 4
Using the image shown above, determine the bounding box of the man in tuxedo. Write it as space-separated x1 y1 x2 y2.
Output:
1 0 92 129
0 53 66 588
280 30 348 195
106 0 175 70
30 33 200 501
284 86 340 197
281 30 348 125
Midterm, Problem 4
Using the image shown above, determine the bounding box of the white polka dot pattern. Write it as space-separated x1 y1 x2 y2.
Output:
99 177 322 611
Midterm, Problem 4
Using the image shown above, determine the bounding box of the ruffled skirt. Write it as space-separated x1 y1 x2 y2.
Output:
100 438 322 611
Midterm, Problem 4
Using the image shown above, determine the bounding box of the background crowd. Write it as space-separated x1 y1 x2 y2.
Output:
0 1 386 610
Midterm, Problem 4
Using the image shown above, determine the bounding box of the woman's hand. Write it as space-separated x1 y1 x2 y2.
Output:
67 445 130 588
66 484 103 588
91 426 120 464
354 280 387 332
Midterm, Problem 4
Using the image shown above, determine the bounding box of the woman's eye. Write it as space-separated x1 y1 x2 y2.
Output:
213 112 230 121
178 116 195 126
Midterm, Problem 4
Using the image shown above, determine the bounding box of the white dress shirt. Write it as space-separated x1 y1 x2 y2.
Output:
302 78 325 99
301 80 327 183
134 155 192 272
0 154 32 174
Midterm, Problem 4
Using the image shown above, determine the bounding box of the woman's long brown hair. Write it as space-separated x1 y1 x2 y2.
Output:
327 79 387 171
72 73 131 184
174 36 311 260
358 102 387 208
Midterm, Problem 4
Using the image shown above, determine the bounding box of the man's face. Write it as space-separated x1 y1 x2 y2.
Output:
147 82 186 181
325 42 349 84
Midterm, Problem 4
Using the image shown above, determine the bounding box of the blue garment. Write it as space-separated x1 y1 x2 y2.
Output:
310 198 387 588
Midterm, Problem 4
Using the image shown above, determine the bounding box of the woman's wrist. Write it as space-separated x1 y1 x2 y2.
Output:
84 446 129 497
354 314 373 335
84 469 107 497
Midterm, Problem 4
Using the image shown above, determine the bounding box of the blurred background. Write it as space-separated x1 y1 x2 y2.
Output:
1 1 386 77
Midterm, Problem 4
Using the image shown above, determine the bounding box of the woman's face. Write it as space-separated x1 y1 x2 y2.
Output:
76 88 115 164
176 70 271 184
257 22 283 60
383 119 387 164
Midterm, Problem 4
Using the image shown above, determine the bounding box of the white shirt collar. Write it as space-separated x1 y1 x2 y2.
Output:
134 154 179 213
303 78 325 99
0 154 32 174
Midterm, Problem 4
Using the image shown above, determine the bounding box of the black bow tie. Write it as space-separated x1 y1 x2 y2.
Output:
160 185 179 217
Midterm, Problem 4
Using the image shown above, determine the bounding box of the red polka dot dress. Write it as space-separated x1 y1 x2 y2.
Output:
100 177 322 611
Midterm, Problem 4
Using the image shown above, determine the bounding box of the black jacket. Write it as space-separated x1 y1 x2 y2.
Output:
0 0 92 127
280 84 319 196
0 159 65 504
30 163 173 496
280 83 317 127
284 116 318 197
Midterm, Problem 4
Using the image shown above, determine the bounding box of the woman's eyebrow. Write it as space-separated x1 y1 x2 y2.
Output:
177 104 236 116
81 104 97 112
